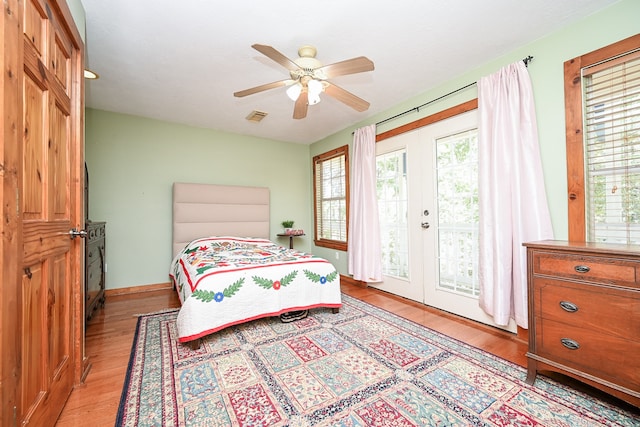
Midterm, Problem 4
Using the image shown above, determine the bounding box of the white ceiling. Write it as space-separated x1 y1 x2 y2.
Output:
81 0 619 144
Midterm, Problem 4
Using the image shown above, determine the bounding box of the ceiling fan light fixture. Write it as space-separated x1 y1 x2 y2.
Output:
236 44 374 119
307 79 323 105
308 92 321 105
307 79 323 96
286 83 302 101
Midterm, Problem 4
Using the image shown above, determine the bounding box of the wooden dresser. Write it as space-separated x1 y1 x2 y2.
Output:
524 240 640 407
85 221 106 322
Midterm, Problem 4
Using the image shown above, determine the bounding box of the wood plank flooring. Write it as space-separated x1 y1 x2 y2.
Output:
54 282 633 426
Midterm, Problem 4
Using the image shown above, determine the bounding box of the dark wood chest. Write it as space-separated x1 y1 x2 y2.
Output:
86 221 106 322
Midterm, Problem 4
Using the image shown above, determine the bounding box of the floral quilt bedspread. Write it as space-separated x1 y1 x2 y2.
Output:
169 236 342 342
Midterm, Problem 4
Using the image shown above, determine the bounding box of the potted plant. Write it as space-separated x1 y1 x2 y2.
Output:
281 220 295 234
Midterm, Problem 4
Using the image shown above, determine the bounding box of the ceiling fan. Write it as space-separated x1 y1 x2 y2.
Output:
234 44 374 119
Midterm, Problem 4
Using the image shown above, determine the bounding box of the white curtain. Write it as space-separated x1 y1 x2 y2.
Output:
478 61 554 328
348 124 382 282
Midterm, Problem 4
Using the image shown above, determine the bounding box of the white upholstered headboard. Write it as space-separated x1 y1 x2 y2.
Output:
172 182 270 257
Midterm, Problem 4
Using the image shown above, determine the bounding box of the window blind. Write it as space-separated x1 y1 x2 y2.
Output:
313 146 349 249
583 51 640 244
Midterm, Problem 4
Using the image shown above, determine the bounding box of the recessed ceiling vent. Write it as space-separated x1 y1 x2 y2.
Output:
246 110 268 122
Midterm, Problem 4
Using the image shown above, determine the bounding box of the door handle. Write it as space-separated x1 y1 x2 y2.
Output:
69 228 88 239
421 222 430 229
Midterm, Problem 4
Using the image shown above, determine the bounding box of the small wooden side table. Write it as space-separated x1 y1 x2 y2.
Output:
277 233 305 249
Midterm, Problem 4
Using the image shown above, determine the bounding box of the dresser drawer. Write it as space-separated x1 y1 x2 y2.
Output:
87 240 104 263
84 222 105 322
86 258 104 303
536 318 640 390
87 224 105 241
532 251 640 289
533 278 640 339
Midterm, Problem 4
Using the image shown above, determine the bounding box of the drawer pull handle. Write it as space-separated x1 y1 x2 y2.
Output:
559 301 578 313
574 265 590 273
561 338 580 350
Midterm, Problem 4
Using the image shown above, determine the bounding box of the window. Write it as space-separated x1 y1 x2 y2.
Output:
313 145 349 250
584 53 640 243
565 35 640 243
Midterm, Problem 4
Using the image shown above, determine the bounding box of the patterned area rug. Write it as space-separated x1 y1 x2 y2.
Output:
116 294 639 426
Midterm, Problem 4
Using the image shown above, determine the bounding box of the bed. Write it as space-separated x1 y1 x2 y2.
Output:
169 182 342 343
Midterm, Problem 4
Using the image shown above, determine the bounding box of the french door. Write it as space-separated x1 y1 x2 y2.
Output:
373 110 516 331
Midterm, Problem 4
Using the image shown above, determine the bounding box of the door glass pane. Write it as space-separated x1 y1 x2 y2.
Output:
435 129 479 296
376 149 409 279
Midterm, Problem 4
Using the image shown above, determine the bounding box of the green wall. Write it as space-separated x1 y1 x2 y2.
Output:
85 110 311 289
86 0 639 288
310 0 640 274
66 0 85 42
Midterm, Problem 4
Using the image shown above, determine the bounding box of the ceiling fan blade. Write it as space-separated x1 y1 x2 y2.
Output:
324 83 370 112
316 56 374 79
234 79 294 97
293 91 308 119
252 44 301 72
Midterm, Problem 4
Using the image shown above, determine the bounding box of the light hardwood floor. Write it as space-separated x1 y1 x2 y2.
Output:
54 282 633 426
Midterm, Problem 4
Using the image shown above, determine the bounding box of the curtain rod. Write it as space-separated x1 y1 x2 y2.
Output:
371 55 534 128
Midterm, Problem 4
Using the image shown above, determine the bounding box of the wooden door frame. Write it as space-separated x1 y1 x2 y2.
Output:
376 99 478 142
564 34 640 242
2 2 23 422
1 1 85 424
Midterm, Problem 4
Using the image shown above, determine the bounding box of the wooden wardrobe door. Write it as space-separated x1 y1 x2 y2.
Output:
1 0 84 426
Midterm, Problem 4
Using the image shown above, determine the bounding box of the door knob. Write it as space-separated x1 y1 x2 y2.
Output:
69 228 88 239
421 222 430 229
